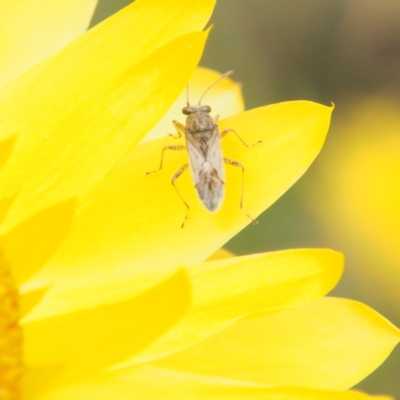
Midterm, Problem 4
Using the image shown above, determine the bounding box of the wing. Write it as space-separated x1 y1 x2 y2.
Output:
205 128 225 182
186 129 225 212
195 165 225 212
185 135 204 188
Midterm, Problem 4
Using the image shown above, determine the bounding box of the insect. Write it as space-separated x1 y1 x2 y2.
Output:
147 71 261 227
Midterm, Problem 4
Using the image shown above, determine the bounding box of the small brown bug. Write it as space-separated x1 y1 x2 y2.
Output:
147 71 261 227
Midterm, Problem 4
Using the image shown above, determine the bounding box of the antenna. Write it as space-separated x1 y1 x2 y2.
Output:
186 83 190 106
198 70 234 105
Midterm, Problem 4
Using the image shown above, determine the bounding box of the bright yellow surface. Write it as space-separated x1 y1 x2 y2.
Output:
152 297 400 389
124 249 343 366
20 287 48 318
22 249 342 377
23 270 191 384
2 29 208 286
206 247 235 260
1 2 397 399
21 101 333 320
26 365 391 400
0 0 97 88
0 0 214 236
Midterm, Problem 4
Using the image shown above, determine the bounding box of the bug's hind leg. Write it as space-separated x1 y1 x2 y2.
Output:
171 163 190 228
220 128 262 147
224 157 258 225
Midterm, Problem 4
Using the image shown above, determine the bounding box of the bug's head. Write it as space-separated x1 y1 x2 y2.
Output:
182 105 211 115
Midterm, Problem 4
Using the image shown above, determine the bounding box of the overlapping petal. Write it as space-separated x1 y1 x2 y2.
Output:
1 2 397 399
22 249 343 376
151 298 400 389
0 0 215 236
2 29 208 286
124 249 343 365
23 270 191 387
24 101 333 319
27 365 391 400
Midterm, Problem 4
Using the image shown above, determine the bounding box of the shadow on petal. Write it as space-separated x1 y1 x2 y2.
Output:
0 135 17 172
20 285 50 318
3 199 77 285
0 194 16 226
23 269 192 385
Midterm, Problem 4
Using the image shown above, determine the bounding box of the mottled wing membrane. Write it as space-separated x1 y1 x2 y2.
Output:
204 128 225 185
196 169 224 212
186 127 225 212
185 136 203 187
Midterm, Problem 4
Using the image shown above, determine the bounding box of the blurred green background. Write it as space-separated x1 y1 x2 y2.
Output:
92 1 400 397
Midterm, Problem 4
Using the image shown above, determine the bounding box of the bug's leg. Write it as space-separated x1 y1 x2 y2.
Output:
171 163 190 228
146 145 186 175
169 120 186 139
220 128 262 147
224 157 258 225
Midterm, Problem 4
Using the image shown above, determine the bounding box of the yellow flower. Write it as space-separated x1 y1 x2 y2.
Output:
305 95 400 315
0 1 399 399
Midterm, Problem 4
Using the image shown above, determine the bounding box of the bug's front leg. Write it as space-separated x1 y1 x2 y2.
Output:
146 145 186 175
169 120 186 139
220 128 262 147
224 157 258 225
171 163 190 228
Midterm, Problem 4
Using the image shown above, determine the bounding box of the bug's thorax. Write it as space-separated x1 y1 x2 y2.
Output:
184 105 218 157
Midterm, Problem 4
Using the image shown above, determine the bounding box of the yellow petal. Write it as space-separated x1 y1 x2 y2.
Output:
152 298 400 390
218 102 333 223
4 200 76 286
206 247 235 261
0 0 214 234
129 249 343 366
20 286 49 318
23 365 65 400
23 270 191 384
0 0 97 87
24 365 391 400
26 248 342 376
305 96 400 314
27 101 333 305
142 66 245 142
2 29 208 286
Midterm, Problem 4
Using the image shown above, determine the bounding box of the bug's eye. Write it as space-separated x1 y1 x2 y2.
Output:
182 106 192 115
201 105 211 113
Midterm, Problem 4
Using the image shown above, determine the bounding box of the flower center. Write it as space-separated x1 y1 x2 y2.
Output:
0 247 23 400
